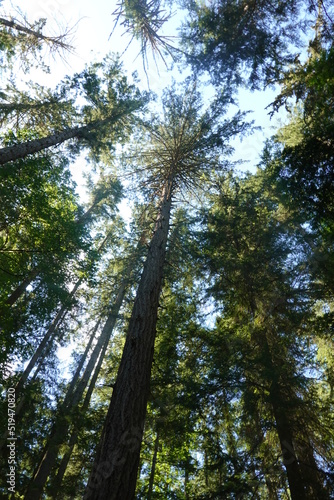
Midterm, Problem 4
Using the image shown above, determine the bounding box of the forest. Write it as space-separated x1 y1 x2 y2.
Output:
0 0 333 498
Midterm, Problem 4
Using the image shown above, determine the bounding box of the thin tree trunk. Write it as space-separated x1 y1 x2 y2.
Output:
62 319 101 407
147 430 159 500
184 454 190 500
0 361 41 449
5 268 38 306
15 278 82 397
204 449 209 488
0 280 81 452
0 17 72 49
52 330 115 499
24 282 128 500
85 177 173 500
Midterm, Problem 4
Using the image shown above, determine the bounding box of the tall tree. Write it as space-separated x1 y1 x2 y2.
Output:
84 82 248 499
198 171 332 498
0 56 147 166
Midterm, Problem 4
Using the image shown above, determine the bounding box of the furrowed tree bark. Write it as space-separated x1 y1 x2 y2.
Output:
84 176 173 500
0 122 97 165
24 282 127 500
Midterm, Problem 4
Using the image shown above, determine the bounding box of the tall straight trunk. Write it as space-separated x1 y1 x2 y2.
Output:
147 430 159 500
184 454 190 500
61 319 101 407
25 282 127 500
263 333 306 500
0 280 81 452
85 177 173 500
269 385 306 499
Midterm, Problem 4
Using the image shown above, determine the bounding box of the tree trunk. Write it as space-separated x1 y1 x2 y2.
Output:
84 177 173 500
24 282 127 500
5 268 38 306
270 388 306 500
0 111 128 166
184 454 190 500
0 17 70 48
263 332 306 500
52 332 111 498
61 319 101 407
147 430 159 500
297 437 330 499
0 279 81 452
15 278 82 397
0 123 90 165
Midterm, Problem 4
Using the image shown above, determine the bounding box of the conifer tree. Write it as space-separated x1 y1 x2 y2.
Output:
85 81 248 499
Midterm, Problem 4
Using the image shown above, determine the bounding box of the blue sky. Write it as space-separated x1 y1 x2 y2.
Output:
1 0 285 179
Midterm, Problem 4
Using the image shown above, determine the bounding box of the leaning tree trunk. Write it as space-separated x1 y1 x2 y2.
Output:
0 278 82 452
5 268 38 306
15 278 82 396
0 122 94 165
84 176 174 500
52 332 112 497
0 110 129 166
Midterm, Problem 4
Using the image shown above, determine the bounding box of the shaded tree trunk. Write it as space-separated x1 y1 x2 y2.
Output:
297 437 330 499
263 332 306 500
84 176 173 500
